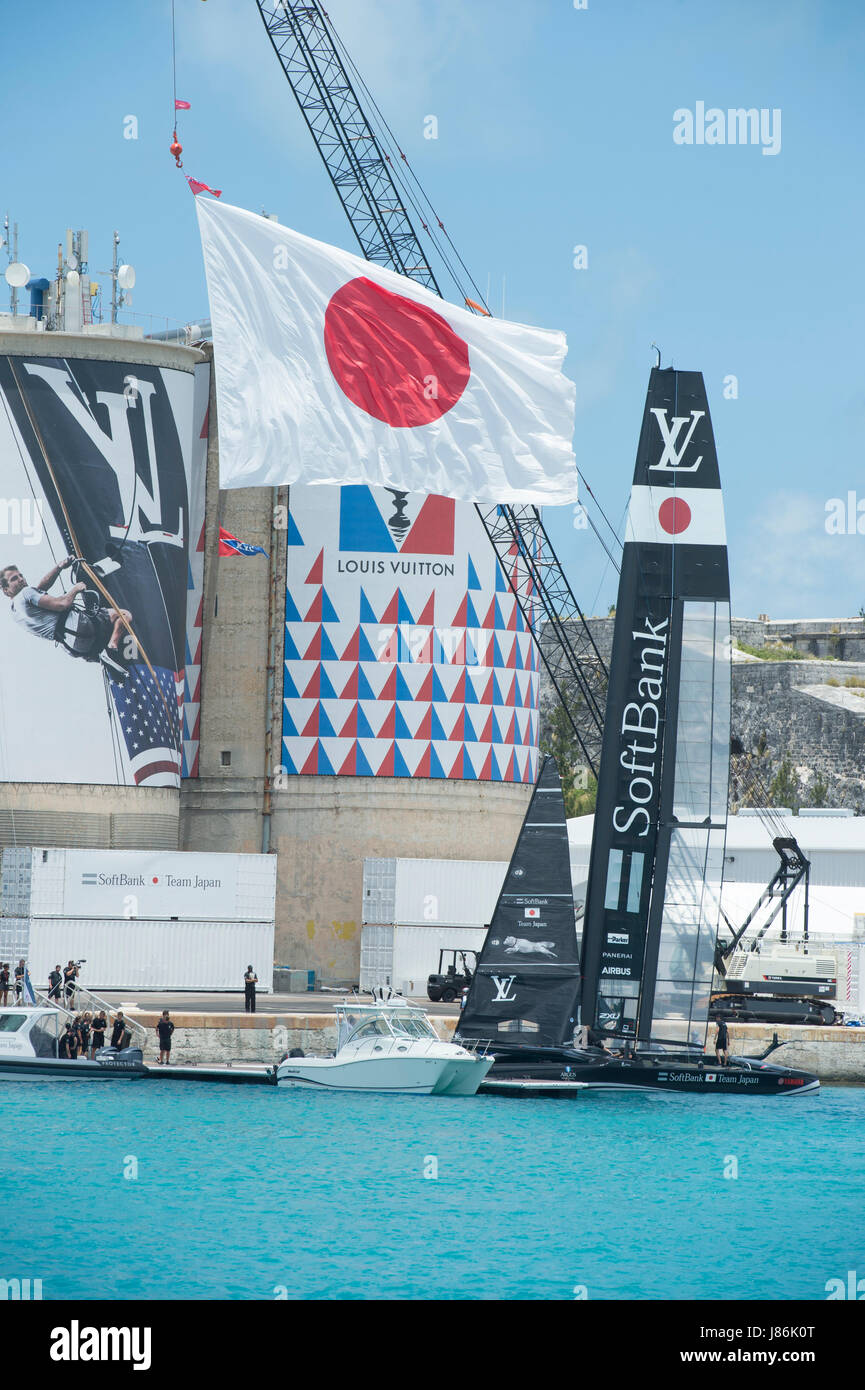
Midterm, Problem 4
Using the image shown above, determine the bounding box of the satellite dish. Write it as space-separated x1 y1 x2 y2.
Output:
117 264 136 290
65 269 80 289
5 262 30 288
67 253 79 271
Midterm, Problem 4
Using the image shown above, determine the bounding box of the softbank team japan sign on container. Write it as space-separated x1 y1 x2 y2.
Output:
63 853 239 920
283 485 541 783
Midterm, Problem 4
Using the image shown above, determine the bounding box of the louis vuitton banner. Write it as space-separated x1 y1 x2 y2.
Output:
0 351 206 787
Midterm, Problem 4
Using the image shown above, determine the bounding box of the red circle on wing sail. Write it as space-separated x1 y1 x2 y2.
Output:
324 276 471 427
658 496 692 535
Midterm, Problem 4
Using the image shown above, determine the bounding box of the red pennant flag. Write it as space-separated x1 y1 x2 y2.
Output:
175 99 191 110
186 176 222 198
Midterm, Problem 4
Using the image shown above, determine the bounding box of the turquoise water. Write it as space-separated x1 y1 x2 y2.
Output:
2 1082 863 1300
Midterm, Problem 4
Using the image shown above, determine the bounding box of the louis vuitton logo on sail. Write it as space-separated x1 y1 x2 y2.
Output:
490 975 517 1002
648 408 704 472
612 616 668 838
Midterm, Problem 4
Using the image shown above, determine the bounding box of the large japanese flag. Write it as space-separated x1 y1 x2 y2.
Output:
196 198 578 503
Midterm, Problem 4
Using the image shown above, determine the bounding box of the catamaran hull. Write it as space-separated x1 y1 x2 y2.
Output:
481 1050 819 1097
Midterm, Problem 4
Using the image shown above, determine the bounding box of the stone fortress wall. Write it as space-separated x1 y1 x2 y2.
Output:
539 617 865 814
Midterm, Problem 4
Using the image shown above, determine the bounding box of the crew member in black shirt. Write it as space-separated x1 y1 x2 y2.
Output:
110 1011 127 1049
14 959 25 1003
48 965 63 1002
244 965 258 1014
156 1010 175 1065
0 963 9 1005
715 1018 730 1066
91 1011 107 1057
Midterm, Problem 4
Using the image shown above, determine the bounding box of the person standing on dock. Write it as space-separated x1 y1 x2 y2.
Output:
715 1019 730 1067
14 960 25 1003
63 960 79 1008
0 963 9 1005
48 964 63 1003
244 965 258 1014
91 1010 107 1058
110 1011 127 1049
156 1010 175 1065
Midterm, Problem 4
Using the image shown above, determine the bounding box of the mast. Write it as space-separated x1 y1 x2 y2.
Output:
580 368 731 1048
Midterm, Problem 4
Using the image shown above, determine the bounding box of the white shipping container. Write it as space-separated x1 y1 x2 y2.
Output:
390 858 507 927
25 847 276 923
359 922 488 996
28 917 275 992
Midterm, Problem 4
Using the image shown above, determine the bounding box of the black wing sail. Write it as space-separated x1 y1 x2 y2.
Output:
580 368 731 1048
456 755 580 1047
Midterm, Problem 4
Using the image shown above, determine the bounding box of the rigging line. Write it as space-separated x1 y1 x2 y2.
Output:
170 0 178 117
585 509 622 573
0 386 63 577
7 359 178 737
322 12 490 309
579 472 625 552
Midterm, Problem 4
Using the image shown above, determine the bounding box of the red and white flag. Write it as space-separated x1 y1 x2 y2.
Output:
175 99 191 110
187 176 222 198
195 198 578 503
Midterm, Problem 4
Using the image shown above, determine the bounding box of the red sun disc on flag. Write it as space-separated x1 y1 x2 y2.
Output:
658 496 692 535
324 277 471 427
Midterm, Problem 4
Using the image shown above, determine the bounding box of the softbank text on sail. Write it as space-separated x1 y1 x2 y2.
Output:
673 103 781 156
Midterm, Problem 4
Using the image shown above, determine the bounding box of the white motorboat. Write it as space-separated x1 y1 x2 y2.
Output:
0 1006 146 1081
276 999 493 1094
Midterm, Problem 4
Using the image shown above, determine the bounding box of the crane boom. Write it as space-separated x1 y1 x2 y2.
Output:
256 1 441 291
255 0 608 774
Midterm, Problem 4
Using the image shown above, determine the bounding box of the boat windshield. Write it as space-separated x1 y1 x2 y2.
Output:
0 1014 27 1033
389 1013 437 1040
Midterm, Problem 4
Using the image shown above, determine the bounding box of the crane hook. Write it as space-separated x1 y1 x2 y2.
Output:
170 131 183 168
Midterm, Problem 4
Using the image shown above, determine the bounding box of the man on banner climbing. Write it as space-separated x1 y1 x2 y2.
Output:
0 556 134 679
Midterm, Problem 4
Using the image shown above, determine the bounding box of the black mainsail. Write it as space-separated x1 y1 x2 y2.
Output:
456 755 581 1047
580 367 731 1048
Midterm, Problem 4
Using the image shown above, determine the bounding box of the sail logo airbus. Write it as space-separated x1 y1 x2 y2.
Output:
612 616 668 837
648 409 703 472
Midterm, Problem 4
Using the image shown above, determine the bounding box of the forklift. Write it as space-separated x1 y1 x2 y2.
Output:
427 950 477 1004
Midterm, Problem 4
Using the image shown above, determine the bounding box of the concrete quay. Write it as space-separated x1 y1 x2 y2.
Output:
116 1007 865 1081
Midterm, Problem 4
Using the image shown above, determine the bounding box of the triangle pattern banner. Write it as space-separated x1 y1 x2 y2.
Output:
281 485 540 784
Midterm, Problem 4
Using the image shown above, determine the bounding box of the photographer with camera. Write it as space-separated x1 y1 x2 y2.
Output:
63 959 79 1009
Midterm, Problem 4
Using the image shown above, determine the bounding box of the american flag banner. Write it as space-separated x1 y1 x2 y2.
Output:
108 664 184 787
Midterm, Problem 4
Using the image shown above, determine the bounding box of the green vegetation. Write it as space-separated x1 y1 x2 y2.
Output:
807 775 829 808
540 701 598 817
734 639 819 662
768 756 801 812
844 675 865 688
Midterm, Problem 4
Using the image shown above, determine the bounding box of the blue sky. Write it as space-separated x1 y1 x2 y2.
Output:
4 0 864 619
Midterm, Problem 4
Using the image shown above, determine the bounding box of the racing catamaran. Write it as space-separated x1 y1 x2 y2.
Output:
457 368 819 1096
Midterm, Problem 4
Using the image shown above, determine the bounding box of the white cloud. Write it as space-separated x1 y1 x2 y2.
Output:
732 490 864 619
